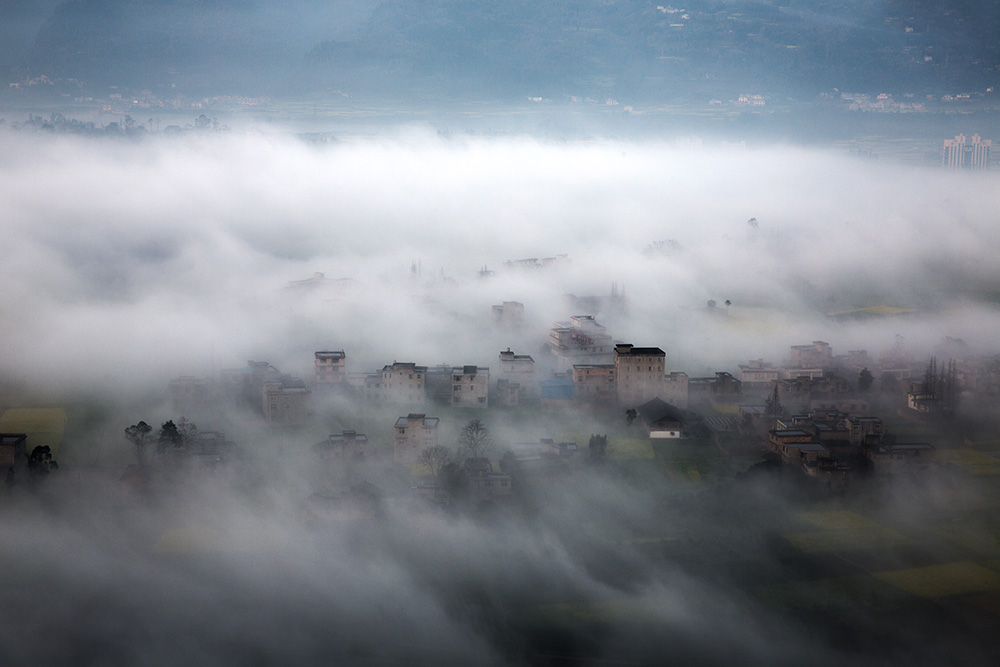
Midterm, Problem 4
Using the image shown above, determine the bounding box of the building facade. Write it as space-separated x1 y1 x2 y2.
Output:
262 379 311 425
379 362 427 404
498 348 537 399
491 301 525 328
739 359 779 387
943 133 991 170
572 364 617 404
451 366 489 408
314 350 347 387
315 431 371 459
394 413 440 462
614 344 666 407
549 315 614 368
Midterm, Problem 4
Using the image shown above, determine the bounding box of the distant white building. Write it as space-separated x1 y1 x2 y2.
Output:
943 133 991 170
379 362 427 404
394 413 440 462
491 301 525 328
314 350 347 387
262 378 311 425
498 348 537 400
739 359 779 387
549 315 614 368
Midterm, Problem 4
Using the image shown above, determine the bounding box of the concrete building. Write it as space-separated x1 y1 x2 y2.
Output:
614 344 666 407
767 429 827 464
491 301 525 328
688 372 741 405
0 433 27 471
549 315 614 368
662 372 690 410
462 457 512 502
844 416 883 445
262 377 311 425
498 348 537 400
347 372 383 403
636 398 685 439
379 362 427 404
451 366 489 408
572 364 616 404
232 361 310 424
314 350 347 387
865 442 935 473
539 373 575 406
495 379 521 407
315 430 371 459
394 413 440 462
789 341 833 369
739 359 779 387
943 133 991 170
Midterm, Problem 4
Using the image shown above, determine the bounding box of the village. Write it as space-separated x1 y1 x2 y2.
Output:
0 292 969 513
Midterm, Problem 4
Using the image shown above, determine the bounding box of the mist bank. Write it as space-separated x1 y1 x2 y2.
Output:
1 128 999 397
2 440 997 666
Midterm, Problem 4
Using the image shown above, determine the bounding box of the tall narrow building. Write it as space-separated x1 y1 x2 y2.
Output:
614 344 666 407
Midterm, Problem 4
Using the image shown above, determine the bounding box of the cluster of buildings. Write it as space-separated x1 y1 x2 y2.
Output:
170 360 313 426
737 338 1000 486
159 292 1000 501
763 410 934 488
838 92 926 113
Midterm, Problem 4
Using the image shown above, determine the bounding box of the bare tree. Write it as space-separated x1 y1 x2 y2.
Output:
125 421 152 467
458 419 492 458
417 445 453 480
177 416 198 443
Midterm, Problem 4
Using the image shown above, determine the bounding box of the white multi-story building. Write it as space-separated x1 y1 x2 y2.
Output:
394 413 440 462
262 379 311 425
549 315 614 368
498 348 537 399
379 362 427 404
739 359 779 387
943 133 991 170
451 365 489 408
314 350 346 387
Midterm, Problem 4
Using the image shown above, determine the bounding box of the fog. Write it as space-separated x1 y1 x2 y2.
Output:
2 129 999 392
2 127 1000 665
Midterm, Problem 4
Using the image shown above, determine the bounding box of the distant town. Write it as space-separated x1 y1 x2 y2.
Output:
7 262 997 516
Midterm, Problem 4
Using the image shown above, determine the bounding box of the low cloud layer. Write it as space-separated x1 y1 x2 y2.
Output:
2 129 998 395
